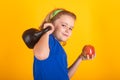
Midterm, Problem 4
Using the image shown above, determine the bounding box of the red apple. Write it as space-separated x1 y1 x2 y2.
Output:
82 45 95 59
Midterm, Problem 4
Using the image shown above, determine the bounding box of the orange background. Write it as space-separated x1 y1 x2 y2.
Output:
0 0 120 80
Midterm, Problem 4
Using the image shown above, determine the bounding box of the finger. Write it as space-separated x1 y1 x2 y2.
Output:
90 55 94 60
43 23 52 29
92 53 96 59
87 55 90 60
43 23 55 34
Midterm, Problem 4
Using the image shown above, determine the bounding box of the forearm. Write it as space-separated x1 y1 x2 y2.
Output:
33 33 50 60
68 55 82 79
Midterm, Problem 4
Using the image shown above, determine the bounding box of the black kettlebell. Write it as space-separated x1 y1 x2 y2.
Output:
22 27 51 49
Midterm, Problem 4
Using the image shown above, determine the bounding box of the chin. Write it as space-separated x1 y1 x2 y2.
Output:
57 35 69 42
61 38 68 42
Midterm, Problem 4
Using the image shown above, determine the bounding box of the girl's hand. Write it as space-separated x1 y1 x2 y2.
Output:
79 52 95 60
43 23 55 34
79 45 96 60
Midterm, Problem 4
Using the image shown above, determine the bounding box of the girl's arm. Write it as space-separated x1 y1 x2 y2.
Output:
68 55 82 79
33 33 50 60
33 23 54 60
68 53 95 79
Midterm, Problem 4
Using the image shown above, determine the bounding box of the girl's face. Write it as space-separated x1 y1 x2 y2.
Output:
53 15 75 42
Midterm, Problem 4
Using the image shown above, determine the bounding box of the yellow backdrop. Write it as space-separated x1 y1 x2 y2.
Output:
0 0 120 80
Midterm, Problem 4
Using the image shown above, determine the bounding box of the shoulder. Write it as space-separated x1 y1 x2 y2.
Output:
49 34 56 46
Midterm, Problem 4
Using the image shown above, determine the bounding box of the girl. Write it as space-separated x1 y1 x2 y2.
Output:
33 8 94 80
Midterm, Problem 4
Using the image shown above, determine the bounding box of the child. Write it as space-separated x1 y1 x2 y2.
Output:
33 8 94 80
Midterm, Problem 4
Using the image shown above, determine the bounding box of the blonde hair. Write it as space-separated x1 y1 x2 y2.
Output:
40 8 76 29
39 8 76 45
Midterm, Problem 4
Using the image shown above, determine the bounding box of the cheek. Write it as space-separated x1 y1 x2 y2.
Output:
54 27 63 35
56 26 64 32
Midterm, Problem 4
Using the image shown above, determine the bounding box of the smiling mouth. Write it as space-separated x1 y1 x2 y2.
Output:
62 33 69 37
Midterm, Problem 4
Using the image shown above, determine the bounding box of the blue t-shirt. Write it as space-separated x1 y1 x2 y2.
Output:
33 34 69 80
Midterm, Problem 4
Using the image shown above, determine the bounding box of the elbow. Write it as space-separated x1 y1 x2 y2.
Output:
33 47 50 60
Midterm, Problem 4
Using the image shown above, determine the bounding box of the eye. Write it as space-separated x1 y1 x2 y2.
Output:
69 28 73 30
62 24 66 27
